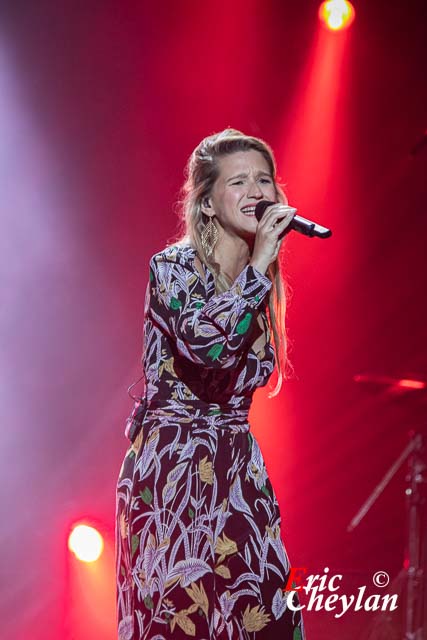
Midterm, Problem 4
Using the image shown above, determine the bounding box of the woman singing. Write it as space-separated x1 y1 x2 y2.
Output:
116 128 305 639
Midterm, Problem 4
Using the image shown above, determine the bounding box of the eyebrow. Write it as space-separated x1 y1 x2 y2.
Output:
226 171 272 183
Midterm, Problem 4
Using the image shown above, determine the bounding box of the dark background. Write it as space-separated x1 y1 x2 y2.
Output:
0 1 426 638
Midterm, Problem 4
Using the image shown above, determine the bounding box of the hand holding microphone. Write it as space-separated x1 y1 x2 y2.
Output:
249 200 332 275
249 202 297 275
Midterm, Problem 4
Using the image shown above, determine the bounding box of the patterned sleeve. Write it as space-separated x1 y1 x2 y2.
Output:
148 253 272 369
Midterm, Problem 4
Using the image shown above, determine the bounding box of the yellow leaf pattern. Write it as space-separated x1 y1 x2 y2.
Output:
199 456 214 484
171 609 196 636
214 564 231 579
215 532 238 564
184 580 209 617
243 604 271 633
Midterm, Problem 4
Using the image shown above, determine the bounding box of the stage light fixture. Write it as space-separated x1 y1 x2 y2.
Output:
68 524 104 563
319 0 355 31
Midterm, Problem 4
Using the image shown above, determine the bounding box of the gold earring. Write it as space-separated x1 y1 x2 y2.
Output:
201 216 218 257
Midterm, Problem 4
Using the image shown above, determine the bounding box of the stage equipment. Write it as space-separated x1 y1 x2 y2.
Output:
349 375 427 639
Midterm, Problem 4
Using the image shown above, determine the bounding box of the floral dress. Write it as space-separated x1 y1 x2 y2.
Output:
115 243 305 639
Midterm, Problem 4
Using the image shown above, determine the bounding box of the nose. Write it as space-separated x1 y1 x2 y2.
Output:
247 179 264 199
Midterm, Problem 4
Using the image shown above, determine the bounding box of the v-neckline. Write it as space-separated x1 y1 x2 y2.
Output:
188 245 273 363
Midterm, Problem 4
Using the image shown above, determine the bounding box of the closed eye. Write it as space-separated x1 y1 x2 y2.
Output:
232 178 272 186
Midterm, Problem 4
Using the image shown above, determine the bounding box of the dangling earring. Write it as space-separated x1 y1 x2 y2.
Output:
201 216 218 257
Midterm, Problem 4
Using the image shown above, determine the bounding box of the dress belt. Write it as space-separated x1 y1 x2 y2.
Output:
147 397 251 412
125 396 251 442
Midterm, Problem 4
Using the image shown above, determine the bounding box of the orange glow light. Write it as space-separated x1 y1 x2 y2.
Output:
397 378 426 390
319 0 355 31
68 524 104 562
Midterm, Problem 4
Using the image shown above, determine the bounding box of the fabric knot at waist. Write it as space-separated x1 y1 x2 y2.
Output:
146 398 252 424
126 396 252 442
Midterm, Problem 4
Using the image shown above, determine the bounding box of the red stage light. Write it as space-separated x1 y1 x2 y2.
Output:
319 0 355 31
397 378 426 390
68 524 104 562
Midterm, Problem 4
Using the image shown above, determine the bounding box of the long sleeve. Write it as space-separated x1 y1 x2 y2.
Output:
148 251 272 369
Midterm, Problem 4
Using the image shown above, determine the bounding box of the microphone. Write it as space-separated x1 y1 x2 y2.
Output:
254 200 332 239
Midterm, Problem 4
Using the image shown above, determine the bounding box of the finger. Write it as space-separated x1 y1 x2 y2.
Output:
266 206 297 223
271 213 294 236
274 211 295 227
275 206 297 218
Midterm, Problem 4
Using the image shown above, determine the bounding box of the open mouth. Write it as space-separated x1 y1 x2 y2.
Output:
241 206 257 217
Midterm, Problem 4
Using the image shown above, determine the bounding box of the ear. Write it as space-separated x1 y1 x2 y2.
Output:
201 197 213 216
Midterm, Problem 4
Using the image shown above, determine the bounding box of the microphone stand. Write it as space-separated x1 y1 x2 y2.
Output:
348 417 426 638
404 431 427 639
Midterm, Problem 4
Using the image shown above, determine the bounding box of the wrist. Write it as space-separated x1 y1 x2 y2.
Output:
249 259 268 276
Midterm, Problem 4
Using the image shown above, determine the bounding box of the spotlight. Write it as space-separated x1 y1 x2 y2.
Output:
319 0 355 31
68 524 104 562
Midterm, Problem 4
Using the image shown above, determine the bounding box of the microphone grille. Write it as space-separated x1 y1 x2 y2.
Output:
254 200 275 221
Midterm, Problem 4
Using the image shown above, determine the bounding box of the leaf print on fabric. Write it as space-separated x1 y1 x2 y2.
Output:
148 252 272 369
158 356 176 378
184 581 209 617
177 436 196 461
248 432 253 450
236 312 252 335
207 343 224 362
130 427 144 456
162 461 189 505
199 456 214 484
142 533 157 578
166 461 189 484
118 615 133 640
272 587 288 620
143 533 170 580
266 524 290 574
219 590 238 621
171 609 196 636
140 486 153 505
131 534 139 558
167 558 212 588
190 494 206 510
214 564 231 579
215 533 238 564
247 438 268 489
261 485 271 498
214 498 230 541
244 542 252 567
229 473 252 517
119 511 129 540
242 604 271 633
136 428 160 479
116 245 305 639
194 323 225 338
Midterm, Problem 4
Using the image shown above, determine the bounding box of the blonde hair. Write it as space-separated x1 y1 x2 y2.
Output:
168 128 292 397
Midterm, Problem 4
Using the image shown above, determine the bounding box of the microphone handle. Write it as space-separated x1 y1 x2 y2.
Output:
279 214 332 239
254 200 332 239
290 215 315 237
